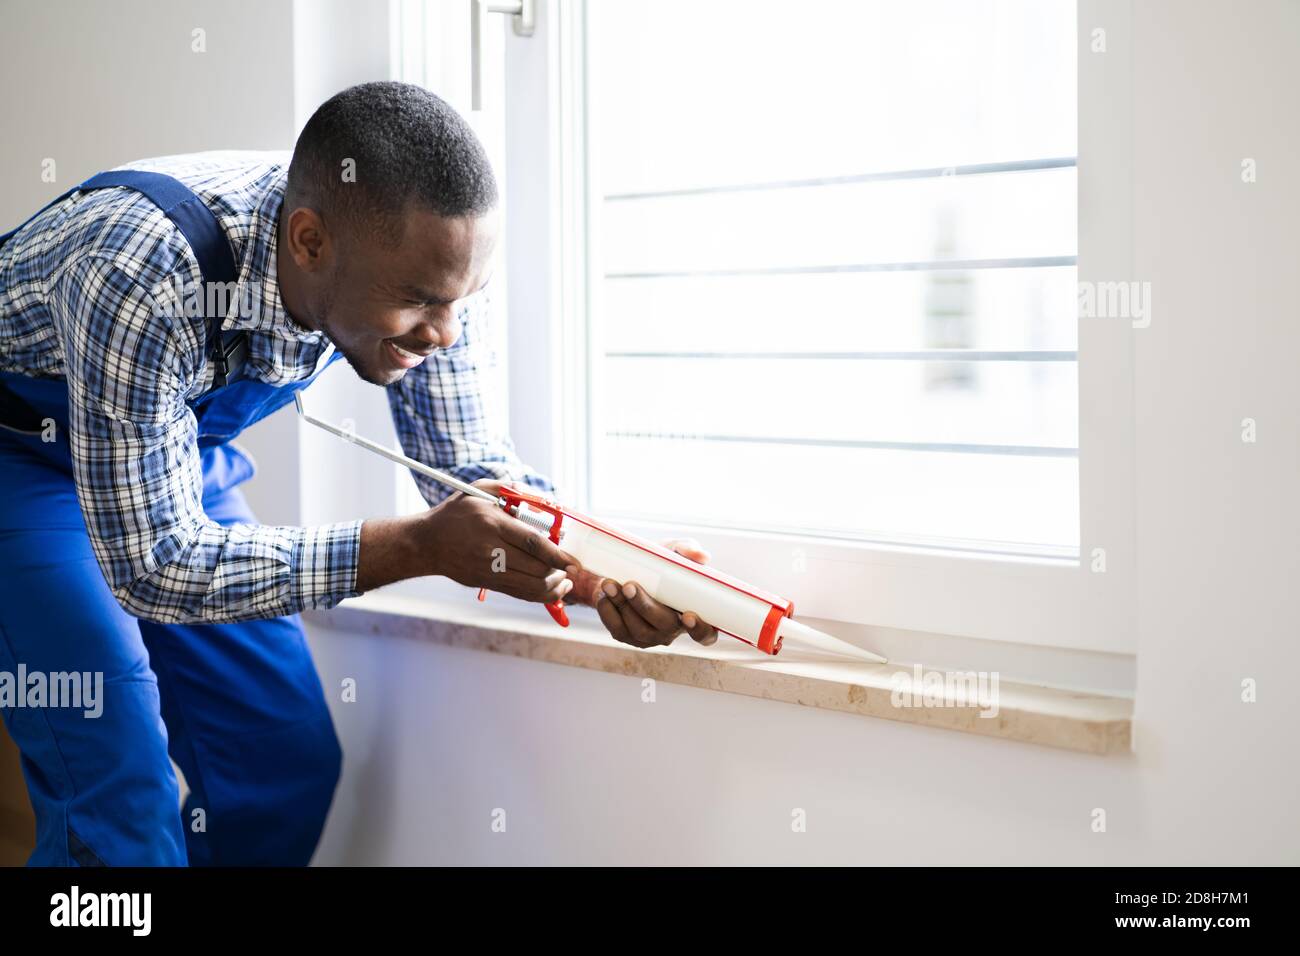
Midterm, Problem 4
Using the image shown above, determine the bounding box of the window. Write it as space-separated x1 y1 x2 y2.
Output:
360 0 1136 657
582 0 1078 557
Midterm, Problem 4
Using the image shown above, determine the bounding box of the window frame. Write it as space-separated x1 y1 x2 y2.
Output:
500 0 1136 655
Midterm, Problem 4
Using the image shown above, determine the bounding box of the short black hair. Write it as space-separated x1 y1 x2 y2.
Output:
286 81 498 242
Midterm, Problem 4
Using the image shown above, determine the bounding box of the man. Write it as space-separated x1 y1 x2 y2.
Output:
0 81 715 866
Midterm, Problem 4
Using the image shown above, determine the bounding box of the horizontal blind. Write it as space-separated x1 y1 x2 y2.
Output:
584 0 1078 554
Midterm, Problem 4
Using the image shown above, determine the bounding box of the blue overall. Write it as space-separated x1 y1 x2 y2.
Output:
0 172 343 865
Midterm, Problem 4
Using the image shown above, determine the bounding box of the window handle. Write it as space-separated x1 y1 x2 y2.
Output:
470 0 535 111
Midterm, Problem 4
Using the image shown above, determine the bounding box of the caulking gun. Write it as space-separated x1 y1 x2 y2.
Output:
295 395 886 663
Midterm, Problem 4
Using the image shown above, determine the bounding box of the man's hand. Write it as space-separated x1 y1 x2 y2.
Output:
565 538 719 649
358 486 716 647
356 478 576 604
427 479 577 603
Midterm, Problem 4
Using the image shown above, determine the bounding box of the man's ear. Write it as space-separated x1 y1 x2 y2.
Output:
284 205 331 273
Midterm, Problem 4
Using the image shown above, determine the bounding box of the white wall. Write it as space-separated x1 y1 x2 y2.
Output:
309 0 1300 866
0 0 295 224
1127 0 1299 858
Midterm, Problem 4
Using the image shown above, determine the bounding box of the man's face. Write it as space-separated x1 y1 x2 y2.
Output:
291 204 499 387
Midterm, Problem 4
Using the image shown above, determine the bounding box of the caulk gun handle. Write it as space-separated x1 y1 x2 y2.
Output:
474 486 571 627
473 590 564 629
544 600 569 627
475 588 570 627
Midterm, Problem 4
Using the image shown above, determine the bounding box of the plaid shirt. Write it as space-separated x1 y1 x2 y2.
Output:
0 151 553 624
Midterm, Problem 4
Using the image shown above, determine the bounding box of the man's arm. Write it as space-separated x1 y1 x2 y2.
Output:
56 254 367 624
57 255 573 622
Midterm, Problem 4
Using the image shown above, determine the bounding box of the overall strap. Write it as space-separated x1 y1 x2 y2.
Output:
76 171 247 389
79 171 238 289
0 170 248 392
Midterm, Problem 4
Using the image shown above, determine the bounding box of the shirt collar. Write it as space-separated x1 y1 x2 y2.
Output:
226 167 320 340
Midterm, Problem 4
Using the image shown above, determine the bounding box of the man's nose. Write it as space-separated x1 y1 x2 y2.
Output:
416 308 463 350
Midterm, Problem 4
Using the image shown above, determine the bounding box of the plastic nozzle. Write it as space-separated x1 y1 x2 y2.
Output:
775 618 887 664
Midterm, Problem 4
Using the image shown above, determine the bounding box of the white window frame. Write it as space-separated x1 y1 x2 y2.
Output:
501 0 1137 654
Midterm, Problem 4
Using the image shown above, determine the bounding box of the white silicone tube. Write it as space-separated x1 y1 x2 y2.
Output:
555 512 887 662
561 519 777 646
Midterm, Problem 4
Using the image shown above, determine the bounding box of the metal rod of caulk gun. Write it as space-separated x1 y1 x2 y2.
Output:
292 394 557 536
